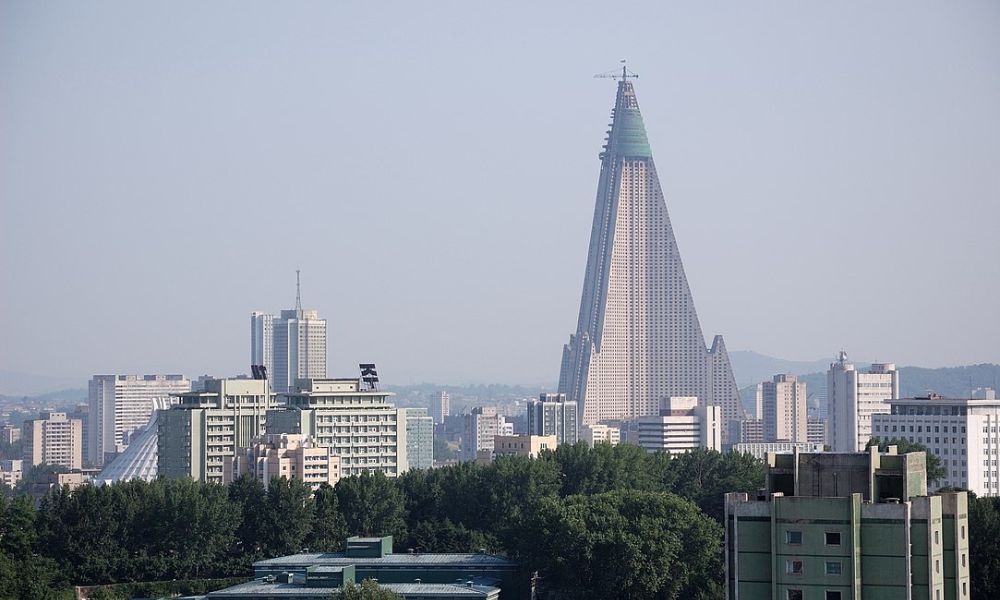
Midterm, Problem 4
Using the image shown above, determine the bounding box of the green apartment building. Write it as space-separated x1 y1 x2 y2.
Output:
725 447 970 600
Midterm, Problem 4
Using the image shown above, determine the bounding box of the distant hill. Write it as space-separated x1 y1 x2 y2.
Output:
728 351 835 388
0 370 85 397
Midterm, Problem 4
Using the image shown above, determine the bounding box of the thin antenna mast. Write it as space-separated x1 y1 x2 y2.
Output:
593 59 639 81
295 269 302 313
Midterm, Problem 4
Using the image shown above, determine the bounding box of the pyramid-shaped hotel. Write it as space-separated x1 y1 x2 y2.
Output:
558 73 746 437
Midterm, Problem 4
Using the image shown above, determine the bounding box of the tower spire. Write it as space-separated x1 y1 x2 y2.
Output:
295 269 302 313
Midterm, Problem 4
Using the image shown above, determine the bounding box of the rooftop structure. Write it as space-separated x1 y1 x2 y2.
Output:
206 536 522 600
557 74 744 435
637 396 722 453
725 447 970 600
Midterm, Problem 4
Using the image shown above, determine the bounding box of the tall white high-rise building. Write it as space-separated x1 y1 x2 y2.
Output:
637 397 722 453
266 272 328 393
759 374 807 443
461 406 513 461
558 71 745 437
250 311 274 382
828 352 900 452
431 391 450 425
88 374 191 466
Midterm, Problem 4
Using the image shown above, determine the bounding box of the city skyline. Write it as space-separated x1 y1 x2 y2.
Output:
2 2 998 385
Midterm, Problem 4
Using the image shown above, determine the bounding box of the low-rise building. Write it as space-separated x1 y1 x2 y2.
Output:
725 447 970 600
581 423 620 446
731 442 825 460
637 397 722 453
738 419 765 444
0 459 23 487
207 535 522 600
230 433 340 490
493 434 558 459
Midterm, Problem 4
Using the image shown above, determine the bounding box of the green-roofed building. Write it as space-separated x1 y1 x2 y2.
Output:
725 446 971 600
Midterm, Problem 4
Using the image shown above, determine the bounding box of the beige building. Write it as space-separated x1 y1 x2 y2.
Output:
759 374 807 443
22 411 83 470
158 378 272 484
461 406 513 461
88 374 191 465
637 396 723 453
1 424 21 445
0 459 23 487
581 423 621 446
230 433 340 490
493 434 558 459
266 378 408 478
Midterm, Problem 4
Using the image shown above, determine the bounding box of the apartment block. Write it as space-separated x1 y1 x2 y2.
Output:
760 374 807 443
725 447 970 600
22 411 83 470
403 407 433 470
230 433 340 490
527 393 578 445
581 423 620 446
461 407 512 461
158 378 271 484
828 353 899 452
493 434 558 459
88 374 191 466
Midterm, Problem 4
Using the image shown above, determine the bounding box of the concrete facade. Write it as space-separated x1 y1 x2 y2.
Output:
88 374 190 466
404 407 434 470
526 393 578 445
158 378 272 484
231 433 340 490
581 423 620 446
462 407 512 462
266 378 407 478
637 396 722 453
22 411 83 470
873 391 1000 496
725 448 970 600
828 353 899 452
760 374 807 443
272 309 327 394
493 434 558 459
557 77 744 437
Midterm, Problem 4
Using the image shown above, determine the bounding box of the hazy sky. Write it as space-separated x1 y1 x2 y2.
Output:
2 2 998 385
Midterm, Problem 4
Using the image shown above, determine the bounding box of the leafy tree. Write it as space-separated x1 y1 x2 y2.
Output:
514 489 723 600
548 442 654 496
970 495 1000 600
667 448 765 522
228 475 267 563
335 471 406 539
866 437 947 486
334 579 404 600
260 477 314 557
308 483 347 552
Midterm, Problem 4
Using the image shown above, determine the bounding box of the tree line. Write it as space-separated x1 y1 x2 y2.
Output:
1 441 998 599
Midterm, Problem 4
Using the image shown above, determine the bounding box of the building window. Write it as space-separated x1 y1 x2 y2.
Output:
786 560 803 575
788 590 803 600
826 592 842 600
825 531 841 546
825 561 842 575
786 530 802 545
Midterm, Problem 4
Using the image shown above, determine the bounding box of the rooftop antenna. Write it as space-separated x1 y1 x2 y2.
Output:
295 269 302 313
593 59 639 81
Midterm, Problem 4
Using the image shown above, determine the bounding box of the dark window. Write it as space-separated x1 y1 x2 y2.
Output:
786 531 802 545
825 531 841 545
786 559 803 574
826 592 842 600
788 590 803 600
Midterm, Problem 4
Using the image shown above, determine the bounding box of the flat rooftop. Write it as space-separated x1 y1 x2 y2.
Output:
255 552 517 569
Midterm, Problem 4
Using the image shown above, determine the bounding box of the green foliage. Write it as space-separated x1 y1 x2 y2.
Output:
970 495 1000 600
866 437 947 486
307 483 347 552
335 471 406 539
333 579 405 600
514 489 723 600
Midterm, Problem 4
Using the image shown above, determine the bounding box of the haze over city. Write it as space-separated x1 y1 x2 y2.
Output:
2 1 998 385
